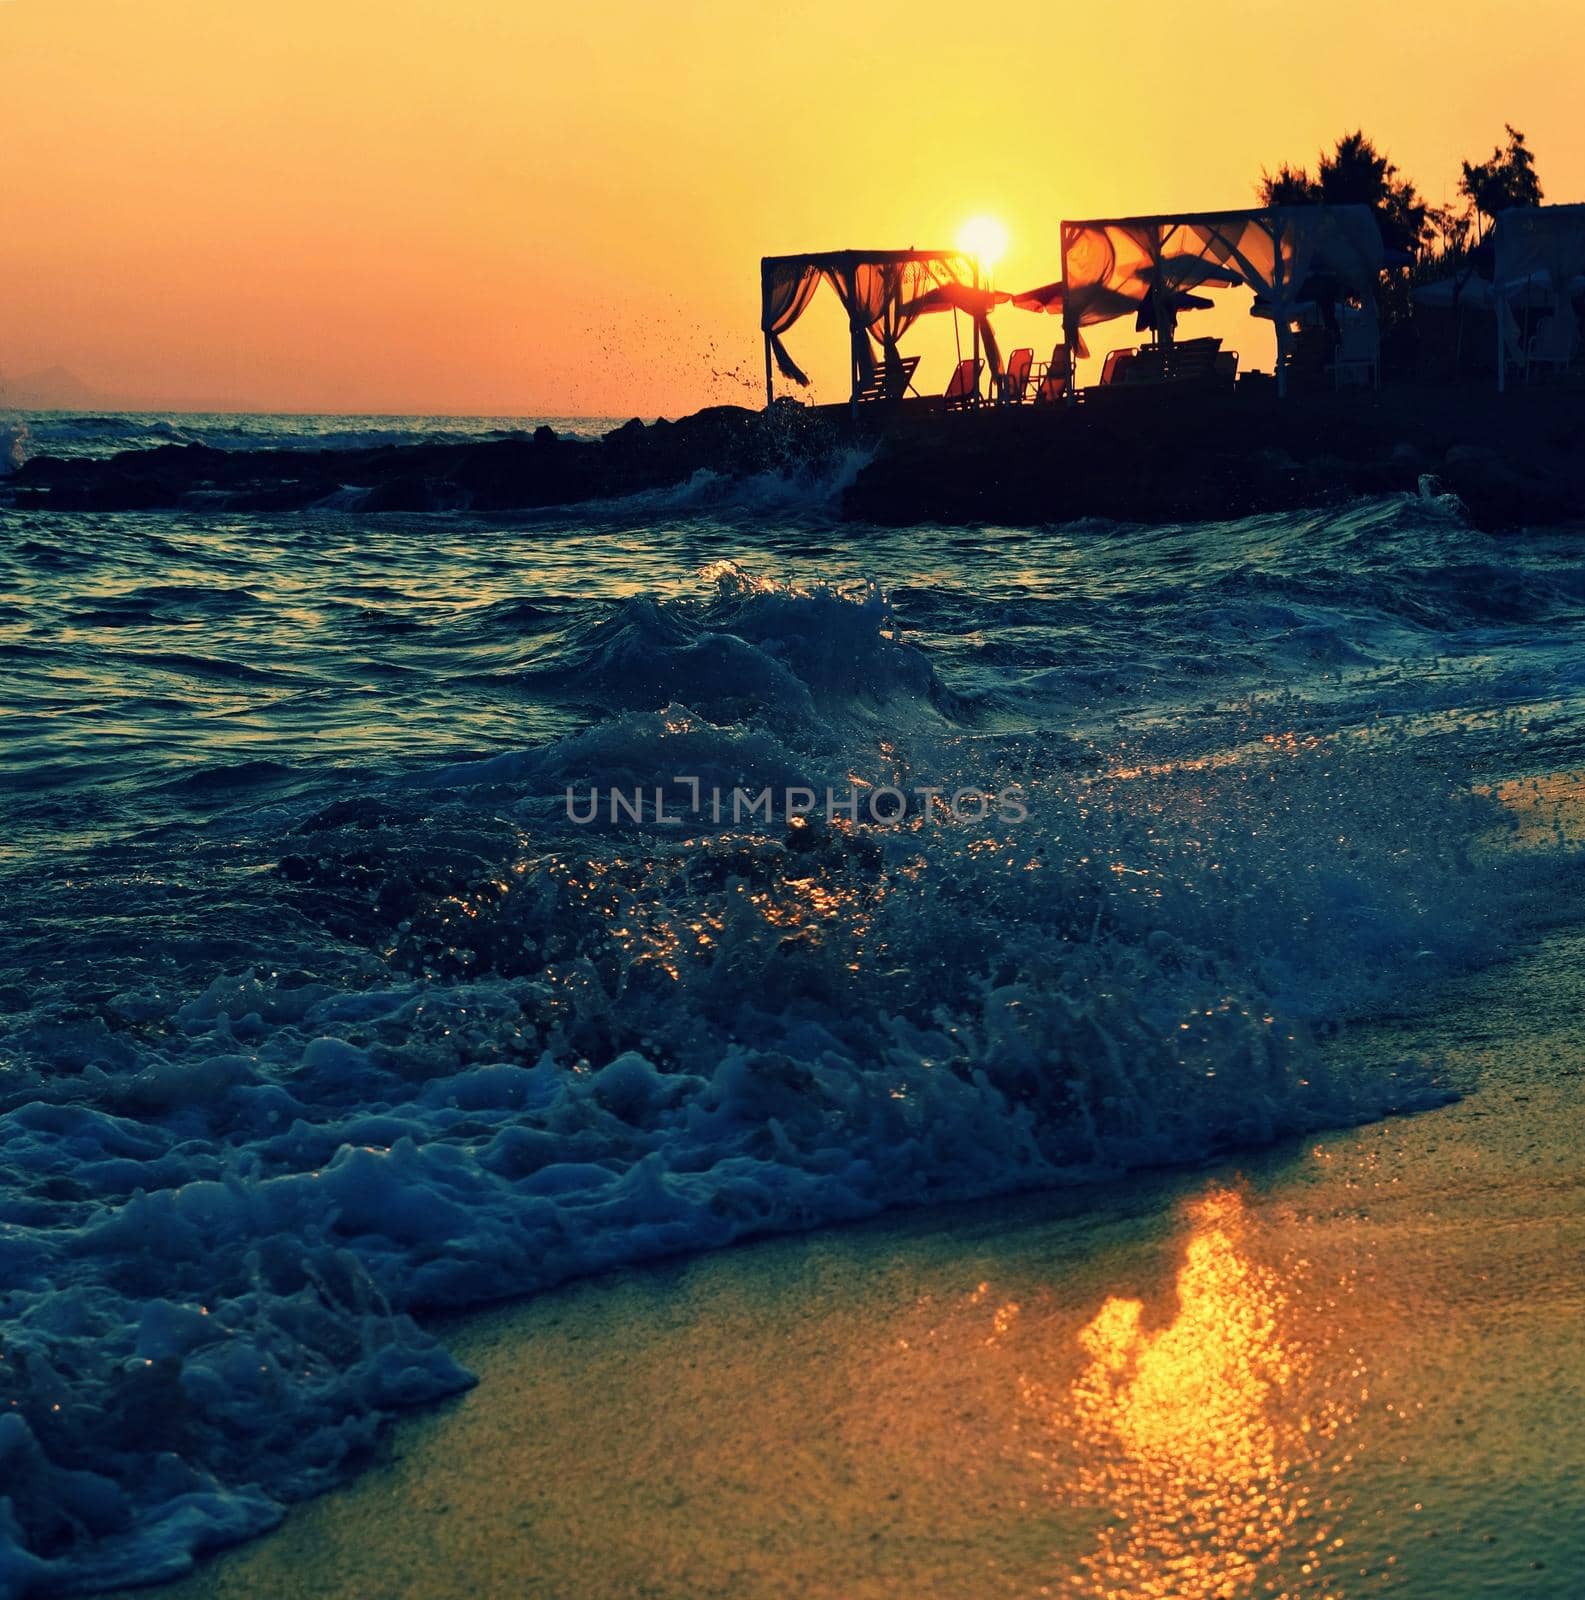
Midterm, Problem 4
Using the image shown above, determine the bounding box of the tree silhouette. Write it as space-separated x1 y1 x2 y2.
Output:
1459 126 1543 240
1258 162 1320 207
1258 130 1429 256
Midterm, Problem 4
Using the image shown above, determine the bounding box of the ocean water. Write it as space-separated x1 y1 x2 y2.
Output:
0 411 625 468
1 416 1584 1594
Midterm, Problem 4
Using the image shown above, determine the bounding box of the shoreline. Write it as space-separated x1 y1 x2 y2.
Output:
101 915 1585 1600
7 382 1585 531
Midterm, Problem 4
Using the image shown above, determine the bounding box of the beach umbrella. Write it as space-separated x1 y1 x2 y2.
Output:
1008 281 1091 358
901 282 1010 318
1128 260 1238 342
901 281 1010 379
1250 297 1320 323
1010 280 1065 314
1132 259 1245 293
1134 289 1215 336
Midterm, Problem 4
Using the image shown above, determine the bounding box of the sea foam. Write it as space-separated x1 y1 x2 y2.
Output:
1 521 1580 1595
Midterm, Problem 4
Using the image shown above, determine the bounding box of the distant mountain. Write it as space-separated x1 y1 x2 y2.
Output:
1 365 107 410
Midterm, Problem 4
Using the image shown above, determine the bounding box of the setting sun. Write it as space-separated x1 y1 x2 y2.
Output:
956 215 1009 275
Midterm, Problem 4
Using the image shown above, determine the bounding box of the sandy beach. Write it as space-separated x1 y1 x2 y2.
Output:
103 907 1584 1600
11 5 1585 1596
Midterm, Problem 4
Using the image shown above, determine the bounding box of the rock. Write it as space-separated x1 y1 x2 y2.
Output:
362 475 434 513
6 387 1582 529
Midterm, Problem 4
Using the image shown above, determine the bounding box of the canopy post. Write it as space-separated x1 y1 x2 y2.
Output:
763 332 774 410
972 260 982 403
1497 296 1506 393
1275 322 1289 400
1060 224 1078 407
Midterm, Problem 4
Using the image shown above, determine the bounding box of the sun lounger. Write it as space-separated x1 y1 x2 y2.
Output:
1100 337 1224 390
943 358 982 410
1527 304 1578 376
852 354 921 403
1155 336 1224 384
997 347 1035 404
1033 343 1073 403
1099 349 1136 386
1329 315 1380 389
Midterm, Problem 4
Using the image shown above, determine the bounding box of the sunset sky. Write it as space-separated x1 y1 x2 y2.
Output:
3 0 1582 416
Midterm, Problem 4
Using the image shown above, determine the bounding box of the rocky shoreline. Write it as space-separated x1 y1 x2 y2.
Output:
6 384 1584 530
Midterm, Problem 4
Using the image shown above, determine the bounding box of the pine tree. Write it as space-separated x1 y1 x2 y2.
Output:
1458 126 1544 241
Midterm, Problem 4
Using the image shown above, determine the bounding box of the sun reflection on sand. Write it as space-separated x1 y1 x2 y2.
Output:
1028 1186 1362 1599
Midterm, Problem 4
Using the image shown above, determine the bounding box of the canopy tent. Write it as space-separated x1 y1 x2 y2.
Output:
1060 205 1383 395
1492 205 1585 390
759 249 977 407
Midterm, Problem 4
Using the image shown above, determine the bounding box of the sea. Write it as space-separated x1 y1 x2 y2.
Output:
1 411 1582 1595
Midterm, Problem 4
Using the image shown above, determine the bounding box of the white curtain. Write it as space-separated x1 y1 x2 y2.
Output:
760 261 822 385
1062 207 1382 341
1494 205 1585 299
760 253 974 393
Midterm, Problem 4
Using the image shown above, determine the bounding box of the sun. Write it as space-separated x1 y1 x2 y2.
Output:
956 215 1009 274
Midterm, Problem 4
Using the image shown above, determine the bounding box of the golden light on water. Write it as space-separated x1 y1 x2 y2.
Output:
1028 1186 1363 1599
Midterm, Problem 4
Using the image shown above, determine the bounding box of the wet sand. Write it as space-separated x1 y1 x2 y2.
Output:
108 909 1585 1600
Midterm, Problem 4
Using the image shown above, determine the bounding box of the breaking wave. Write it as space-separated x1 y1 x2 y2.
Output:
1 497 1581 1594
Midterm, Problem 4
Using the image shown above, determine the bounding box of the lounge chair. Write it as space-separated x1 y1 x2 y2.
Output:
943 358 982 410
1121 346 1169 384
1103 337 1223 389
1330 314 1380 389
1033 342 1073 403
852 353 921 403
1099 348 1137 386
997 347 1034 404
1528 304 1578 376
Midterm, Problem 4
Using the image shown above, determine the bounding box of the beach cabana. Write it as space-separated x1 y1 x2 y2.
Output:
1492 204 1585 390
759 249 979 408
1060 205 1383 396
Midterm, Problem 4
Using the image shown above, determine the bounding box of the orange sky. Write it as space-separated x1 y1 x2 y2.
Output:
2 0 1581 416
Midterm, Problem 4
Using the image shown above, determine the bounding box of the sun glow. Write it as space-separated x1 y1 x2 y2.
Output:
956 215 1009 274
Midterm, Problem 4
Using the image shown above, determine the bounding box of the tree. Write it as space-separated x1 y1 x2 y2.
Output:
1258 162 1320 207
1257 130 1430 256
1459 125 1543 239
1424 203 1472 261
